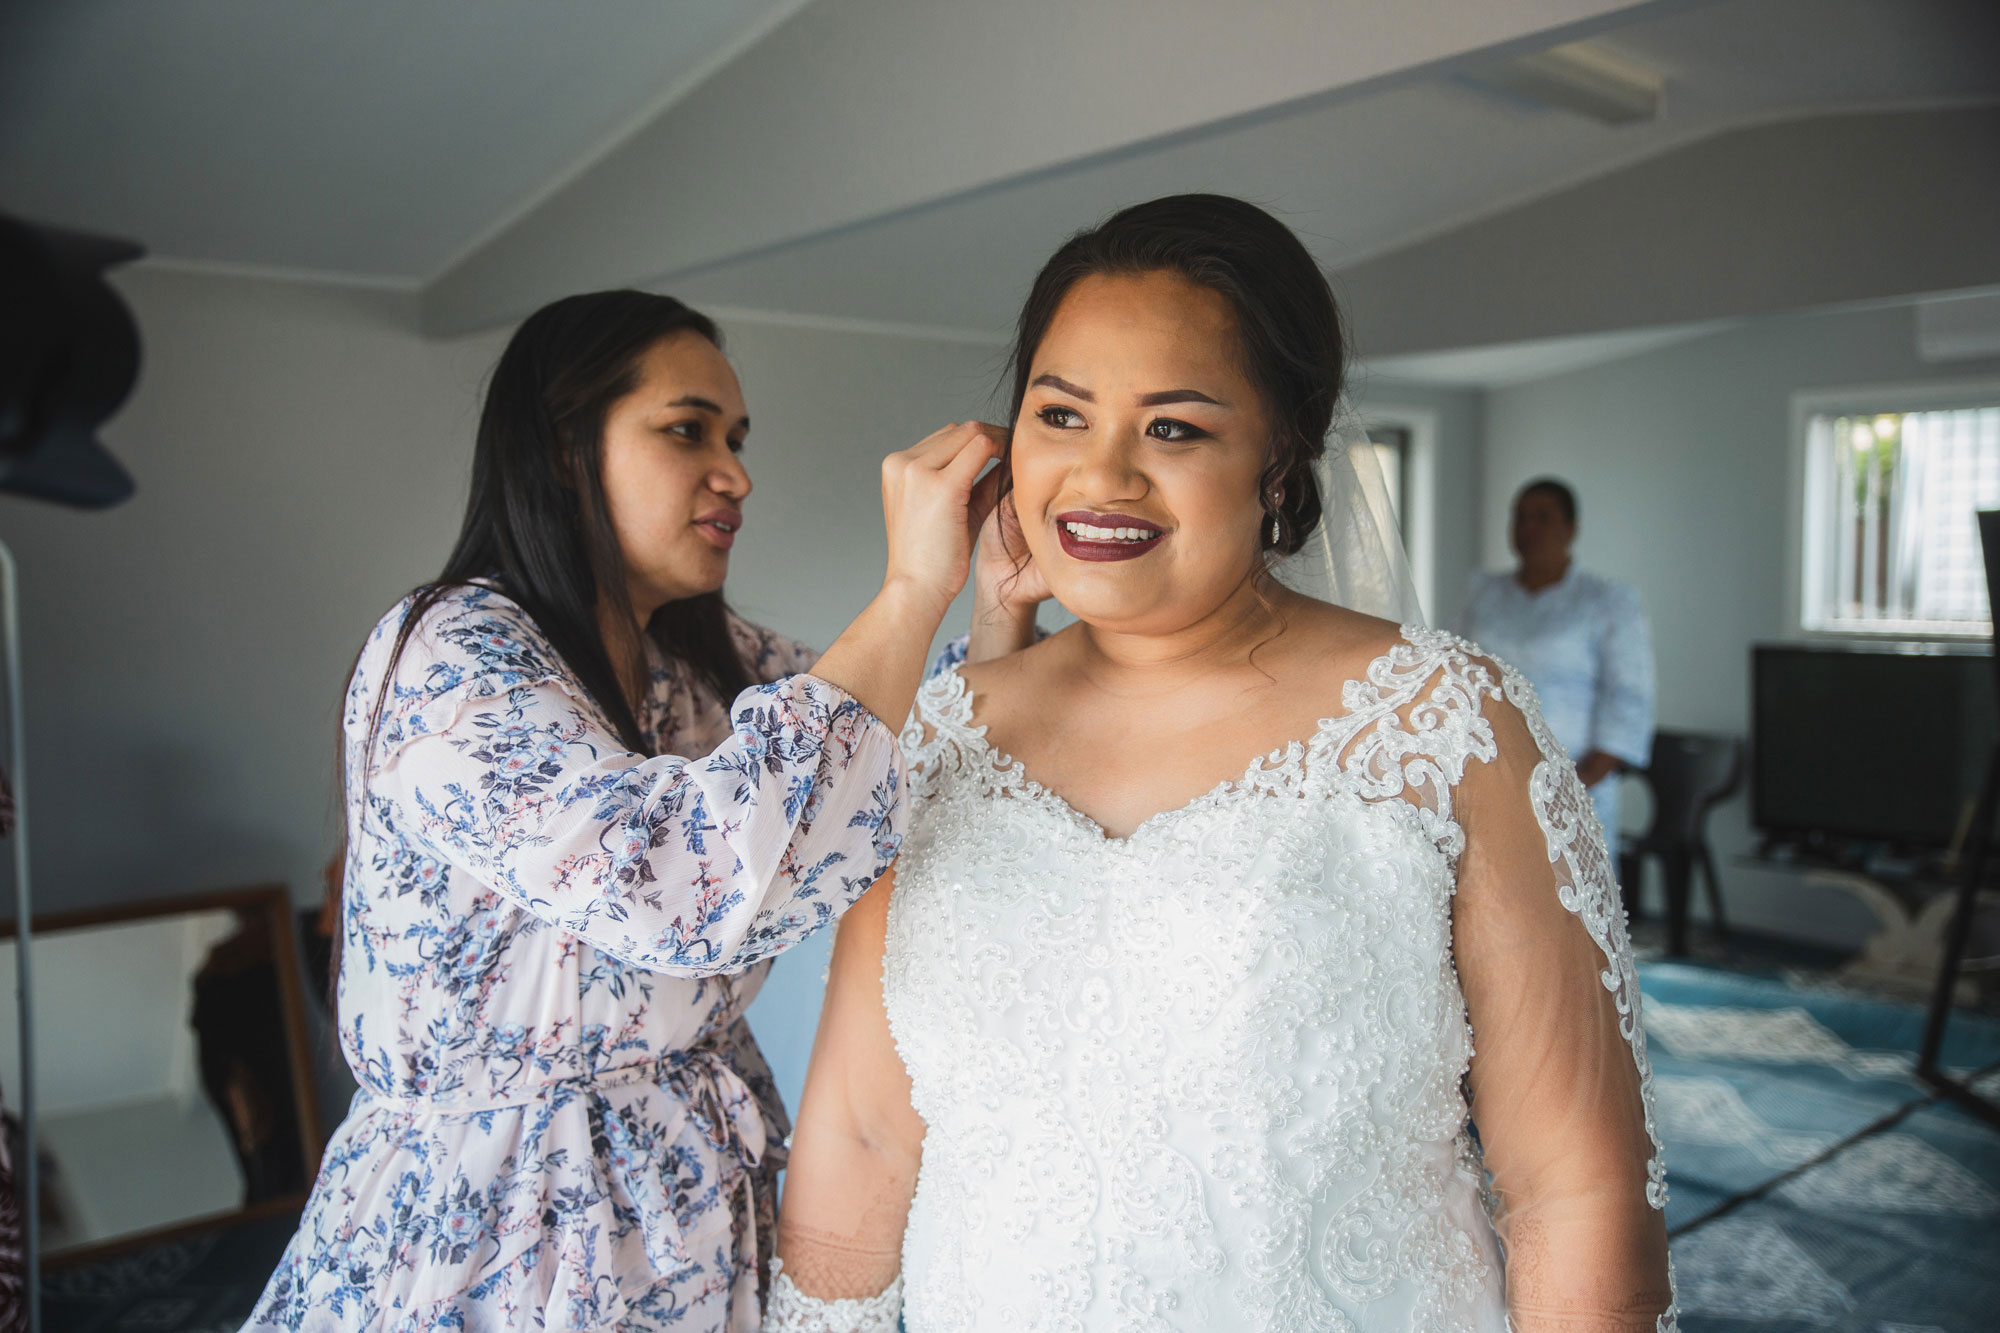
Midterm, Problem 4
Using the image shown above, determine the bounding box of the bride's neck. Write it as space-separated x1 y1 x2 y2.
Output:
1072 570 1299 692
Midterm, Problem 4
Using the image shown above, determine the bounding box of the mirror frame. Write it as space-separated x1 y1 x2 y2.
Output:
0 883 325 1267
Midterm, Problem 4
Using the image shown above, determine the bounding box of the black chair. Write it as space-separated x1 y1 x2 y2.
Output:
1619 730 1745 956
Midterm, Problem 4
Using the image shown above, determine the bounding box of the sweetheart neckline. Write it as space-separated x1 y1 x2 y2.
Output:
933 626 1424 845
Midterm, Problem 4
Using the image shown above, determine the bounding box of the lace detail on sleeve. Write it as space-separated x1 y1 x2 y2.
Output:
1498 663 1669 1215
898 668 980 823
766 1263 903 1333
1320 626 1503 864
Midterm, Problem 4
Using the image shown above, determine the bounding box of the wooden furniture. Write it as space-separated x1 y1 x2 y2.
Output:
0 885 323 1264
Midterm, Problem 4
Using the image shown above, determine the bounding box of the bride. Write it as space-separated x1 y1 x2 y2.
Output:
766 194 1674 1331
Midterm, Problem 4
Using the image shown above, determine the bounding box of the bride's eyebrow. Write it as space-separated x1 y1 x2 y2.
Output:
1029 375 1227 409
1136 389 1226 408
1031 373 1092 400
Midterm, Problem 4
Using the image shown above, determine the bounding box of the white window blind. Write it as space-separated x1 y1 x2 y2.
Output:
1802 404 2000 636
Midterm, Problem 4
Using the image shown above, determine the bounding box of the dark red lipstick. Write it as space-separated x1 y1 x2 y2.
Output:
1054 510 1167 563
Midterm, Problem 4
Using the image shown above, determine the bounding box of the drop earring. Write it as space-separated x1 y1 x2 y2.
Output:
1268 513 1281 547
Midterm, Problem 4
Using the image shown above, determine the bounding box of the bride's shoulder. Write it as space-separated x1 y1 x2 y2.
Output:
1278 599 1407 684
1278 602 1517 718
955 627 1067 703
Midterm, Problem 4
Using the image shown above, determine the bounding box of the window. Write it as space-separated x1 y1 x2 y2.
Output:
1799 392 2000 638
1358 408 1438 622
1365 425 1409 535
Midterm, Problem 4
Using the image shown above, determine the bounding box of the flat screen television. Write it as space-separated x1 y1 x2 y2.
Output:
1752 644 1996 852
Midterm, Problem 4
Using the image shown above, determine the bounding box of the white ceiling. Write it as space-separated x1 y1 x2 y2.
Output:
1 0 1993 345
667 0 2000 336
0 0 804 278
1363 321 1736 388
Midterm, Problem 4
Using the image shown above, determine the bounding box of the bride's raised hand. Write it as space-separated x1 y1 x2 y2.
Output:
969 489 1049 662
878 421 1006 621
979 491 1050 605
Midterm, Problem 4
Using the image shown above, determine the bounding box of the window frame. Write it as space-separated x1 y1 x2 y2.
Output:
1360 404 1439 623
1787 377 2000 644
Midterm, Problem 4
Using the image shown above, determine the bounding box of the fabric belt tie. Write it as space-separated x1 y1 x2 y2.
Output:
362 1043 768 1267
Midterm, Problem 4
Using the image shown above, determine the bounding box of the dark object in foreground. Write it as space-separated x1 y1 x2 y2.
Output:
0 213 142 509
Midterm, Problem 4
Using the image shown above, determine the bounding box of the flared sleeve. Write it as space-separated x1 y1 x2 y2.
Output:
1450 656 1676 1330
352 586 903 976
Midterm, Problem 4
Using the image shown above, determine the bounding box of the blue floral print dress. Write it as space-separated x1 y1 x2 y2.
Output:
247 584 903 1332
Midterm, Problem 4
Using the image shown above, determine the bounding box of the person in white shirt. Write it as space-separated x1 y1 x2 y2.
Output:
1458 478 1656 834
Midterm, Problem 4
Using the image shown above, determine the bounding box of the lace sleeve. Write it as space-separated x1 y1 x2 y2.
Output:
766 1262 902 1332
897 669 971 825
1451 655 1676 1330
772 870 922 1329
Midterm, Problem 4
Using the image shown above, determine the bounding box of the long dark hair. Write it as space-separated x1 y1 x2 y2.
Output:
328 292 754 997
378 289 752 754
1001 193 1349 558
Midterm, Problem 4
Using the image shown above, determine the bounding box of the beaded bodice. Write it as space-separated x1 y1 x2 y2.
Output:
879 628 1668 1332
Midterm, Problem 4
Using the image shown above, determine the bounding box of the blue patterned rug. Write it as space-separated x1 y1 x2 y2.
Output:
36 960 2000 1331
1643 960 2000 1332
39 1208 298 1333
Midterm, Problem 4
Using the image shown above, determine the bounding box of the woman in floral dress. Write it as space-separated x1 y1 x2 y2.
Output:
246 291 1026 1332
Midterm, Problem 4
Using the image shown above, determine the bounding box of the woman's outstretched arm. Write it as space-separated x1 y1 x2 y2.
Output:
769 870 923 1330
360 588 904 978
1453 662 1674 1330
353 424 1004 980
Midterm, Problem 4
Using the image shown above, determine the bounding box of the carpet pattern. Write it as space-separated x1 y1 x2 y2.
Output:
40 1211 296 1333
34 960 2000 1332
1642 962 2000 1332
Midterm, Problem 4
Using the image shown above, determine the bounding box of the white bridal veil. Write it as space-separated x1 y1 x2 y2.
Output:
1271 406 1427 626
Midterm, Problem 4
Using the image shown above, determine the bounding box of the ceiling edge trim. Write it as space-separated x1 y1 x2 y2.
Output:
128 254 420 292
697 302 1009 347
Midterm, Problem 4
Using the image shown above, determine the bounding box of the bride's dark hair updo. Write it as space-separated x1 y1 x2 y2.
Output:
1003 193 1349 557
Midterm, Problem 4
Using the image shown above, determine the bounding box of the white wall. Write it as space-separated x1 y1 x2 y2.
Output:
424 0 1665 332
5 267 502 915
3 266 995 919
1481 299 2000 948
0 267 1000 1113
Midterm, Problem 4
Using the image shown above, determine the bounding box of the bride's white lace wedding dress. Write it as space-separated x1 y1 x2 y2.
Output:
875 627 1673 1331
